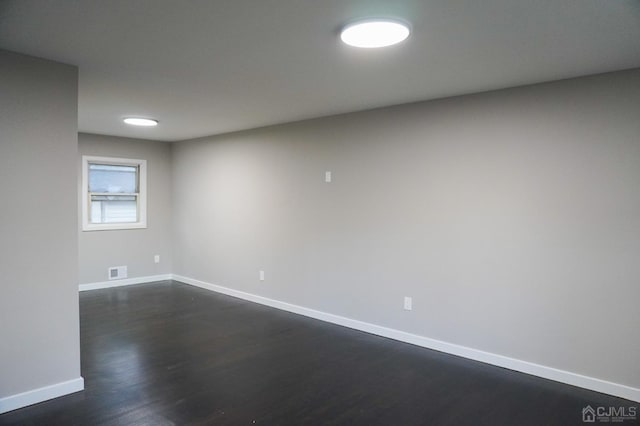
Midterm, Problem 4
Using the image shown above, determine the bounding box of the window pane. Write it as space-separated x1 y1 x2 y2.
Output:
90 195 138 223
89 163 138 193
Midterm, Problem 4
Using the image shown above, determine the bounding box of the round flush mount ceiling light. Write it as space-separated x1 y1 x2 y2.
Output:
340 19 410 48
123 117 158 127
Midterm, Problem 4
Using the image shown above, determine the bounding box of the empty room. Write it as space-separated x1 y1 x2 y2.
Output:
1 1 639 425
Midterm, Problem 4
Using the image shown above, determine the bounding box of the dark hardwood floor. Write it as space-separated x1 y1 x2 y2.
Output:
0 281 637 425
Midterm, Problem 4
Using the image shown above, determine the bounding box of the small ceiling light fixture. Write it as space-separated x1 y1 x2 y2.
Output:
123 117 158 127
340 19 410 48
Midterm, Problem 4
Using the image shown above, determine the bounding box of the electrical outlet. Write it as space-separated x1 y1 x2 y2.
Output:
154 255 160 264
325 171 332 183
259 270 265 281
404 296 412 311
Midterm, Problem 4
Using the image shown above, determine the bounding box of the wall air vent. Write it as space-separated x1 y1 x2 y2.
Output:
108 266 128 280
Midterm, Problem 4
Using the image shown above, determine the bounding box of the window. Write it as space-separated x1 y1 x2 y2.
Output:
82 156 147 231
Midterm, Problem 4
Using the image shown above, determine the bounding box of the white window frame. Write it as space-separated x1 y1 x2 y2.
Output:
82 155 147 231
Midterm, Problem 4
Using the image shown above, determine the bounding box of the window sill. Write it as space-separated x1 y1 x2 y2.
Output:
82 222 147 232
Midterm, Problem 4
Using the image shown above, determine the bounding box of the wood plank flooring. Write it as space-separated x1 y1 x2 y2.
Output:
0 281 636 425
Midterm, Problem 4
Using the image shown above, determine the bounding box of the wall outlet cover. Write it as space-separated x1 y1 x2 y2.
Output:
404 296 412 311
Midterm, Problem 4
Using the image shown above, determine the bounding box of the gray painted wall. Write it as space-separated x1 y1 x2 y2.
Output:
78 133 172 284
0 50 81 396
172 69 640 389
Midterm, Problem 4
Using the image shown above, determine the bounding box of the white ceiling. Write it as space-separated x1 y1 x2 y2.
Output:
1 0 639 141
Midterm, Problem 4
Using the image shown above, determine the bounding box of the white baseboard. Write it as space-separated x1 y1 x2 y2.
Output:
0 377 84 414
79 274 173 291
172 274 640 403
